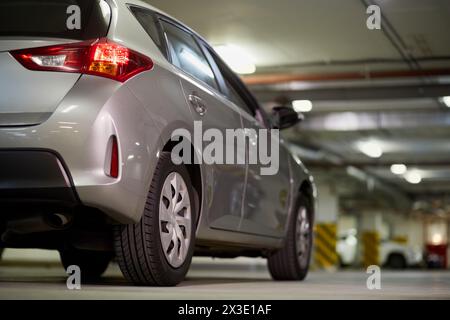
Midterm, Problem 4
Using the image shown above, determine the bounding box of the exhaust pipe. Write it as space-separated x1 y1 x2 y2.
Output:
46 213 72 229
6 213 73 234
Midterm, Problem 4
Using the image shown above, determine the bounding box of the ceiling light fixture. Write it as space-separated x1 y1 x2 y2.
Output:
405 170 422 184
390 164 407 175
441 96 450 108
292 100 313 113
214 44 256 75
358 140 383 158
431 233 443 245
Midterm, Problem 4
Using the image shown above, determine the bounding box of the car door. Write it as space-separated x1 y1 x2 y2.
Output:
205 50 292 238
159 19 246 232
240 109 292 238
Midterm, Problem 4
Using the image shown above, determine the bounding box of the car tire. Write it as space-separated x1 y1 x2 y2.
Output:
386 253 407 269
339 256 349 268
267 195 313 281
114 152 196 286
59 247 113 281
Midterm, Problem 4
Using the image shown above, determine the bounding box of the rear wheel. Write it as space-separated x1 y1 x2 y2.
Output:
386 253 407 269
59 247 113 281
114 152 196 286
267 195 312 281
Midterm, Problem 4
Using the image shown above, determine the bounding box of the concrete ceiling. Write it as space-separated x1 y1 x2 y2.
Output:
149 0 396 65
147 0 450 73
146 0 450 203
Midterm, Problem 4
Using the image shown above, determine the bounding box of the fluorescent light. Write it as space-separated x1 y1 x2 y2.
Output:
358 140 383 158
441 96 450 108
431 233 443 245
405 170 422 184
214 45 256 74
390 164 407 175
292 100 312 113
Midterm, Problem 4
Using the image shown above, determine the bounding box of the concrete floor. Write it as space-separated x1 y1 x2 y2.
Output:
0 249 449 299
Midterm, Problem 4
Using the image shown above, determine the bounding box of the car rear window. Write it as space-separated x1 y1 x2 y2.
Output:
129 6 166 56
0 0 111 40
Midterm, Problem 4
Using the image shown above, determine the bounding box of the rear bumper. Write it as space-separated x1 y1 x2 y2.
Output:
0 149 78 208
0 75 162 224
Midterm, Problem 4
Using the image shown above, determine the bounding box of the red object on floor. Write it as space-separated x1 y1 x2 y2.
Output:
426 244 448 269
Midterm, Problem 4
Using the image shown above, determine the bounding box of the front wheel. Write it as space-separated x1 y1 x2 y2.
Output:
114 152 196 286
267 195 313 281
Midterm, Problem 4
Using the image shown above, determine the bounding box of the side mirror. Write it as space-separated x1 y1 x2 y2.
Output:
271 106 303 130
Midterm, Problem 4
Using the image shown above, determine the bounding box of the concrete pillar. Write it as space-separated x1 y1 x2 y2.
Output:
313 183 339 270
406 217 425 249
359 211 383 267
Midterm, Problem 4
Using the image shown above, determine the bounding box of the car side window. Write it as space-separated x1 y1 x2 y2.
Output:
225 79 254 115
221 68 270 128
161 21 219 90
129 6 166 56
205 47 257 117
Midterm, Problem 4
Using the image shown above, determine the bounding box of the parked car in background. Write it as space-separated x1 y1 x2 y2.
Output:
380 240 423 269
337 231 423 268
337 229 358 266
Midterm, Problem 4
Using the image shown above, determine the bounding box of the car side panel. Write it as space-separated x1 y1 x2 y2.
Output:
110 1 247 242
239 113 293 238
109 0 315 247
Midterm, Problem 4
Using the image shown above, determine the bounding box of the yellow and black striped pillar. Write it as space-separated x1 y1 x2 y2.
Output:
313 223 338 269
361 231 380 267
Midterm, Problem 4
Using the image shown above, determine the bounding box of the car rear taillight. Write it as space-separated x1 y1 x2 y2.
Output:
110 136 119 178
10 38 153 82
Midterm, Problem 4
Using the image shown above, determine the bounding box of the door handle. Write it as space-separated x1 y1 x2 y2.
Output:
195 99 207 116
188 94 198 107
188 94 207 116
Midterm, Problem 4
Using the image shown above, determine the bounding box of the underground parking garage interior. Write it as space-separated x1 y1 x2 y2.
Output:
0 0 450 306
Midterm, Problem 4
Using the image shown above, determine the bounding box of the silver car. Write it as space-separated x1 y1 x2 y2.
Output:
0 0 315 286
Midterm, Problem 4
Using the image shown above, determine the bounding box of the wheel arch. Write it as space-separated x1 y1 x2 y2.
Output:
387 251 407 261
298 179 316 224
